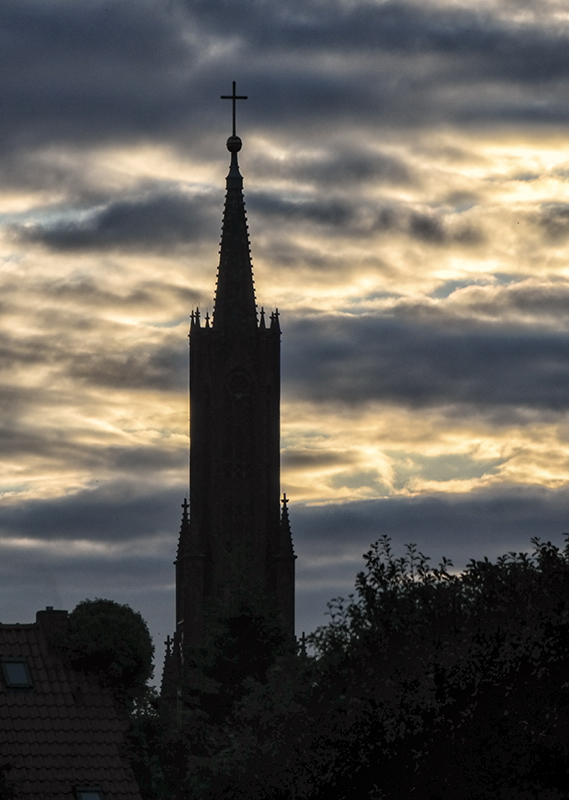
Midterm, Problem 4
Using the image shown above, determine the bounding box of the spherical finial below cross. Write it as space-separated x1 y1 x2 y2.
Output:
226 135 242 153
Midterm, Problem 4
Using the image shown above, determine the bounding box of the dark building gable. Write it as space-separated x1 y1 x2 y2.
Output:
0 607 142 800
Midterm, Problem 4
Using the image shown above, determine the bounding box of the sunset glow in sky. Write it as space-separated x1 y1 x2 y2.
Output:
2 0 569 673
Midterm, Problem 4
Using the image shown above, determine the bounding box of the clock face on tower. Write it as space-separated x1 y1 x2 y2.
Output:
227 370 251 400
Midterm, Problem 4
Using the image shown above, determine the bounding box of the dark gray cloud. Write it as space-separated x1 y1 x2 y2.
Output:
13 189 219 252
0 323 186 392
392 280 569 325
0 421 186 474
184 0 565 74
0 274 201 317
282 449 356 471
0 330 49 370
250 145 413 188
0 423 92 466
38 277 201 312
15 184 481 252
108 445 186 474
0 0 195 151
540 203 569 242
283 314 569 413
0 481 184 680
181 0 569 128
66 342 187 391
0 481 183 543
445 280 569 320
0 0 567 178
2 479 569 670
250 192 354 229
293 483 569 579
0 403 188 488
249 191 481 243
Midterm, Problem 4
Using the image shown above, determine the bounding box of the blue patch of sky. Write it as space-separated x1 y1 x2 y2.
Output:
0 484 31 495
512 173 540 182
430 272 523 300
442 193 478 213
430 278 492 300
0 254 24 267
341 291 403 313
0 204 103 229
492 272 525 286
147 317 189 328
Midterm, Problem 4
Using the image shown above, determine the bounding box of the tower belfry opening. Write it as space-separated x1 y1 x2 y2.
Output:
163 84 296 699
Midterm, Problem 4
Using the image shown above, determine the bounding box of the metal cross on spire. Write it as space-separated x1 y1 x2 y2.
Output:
221 81 248 137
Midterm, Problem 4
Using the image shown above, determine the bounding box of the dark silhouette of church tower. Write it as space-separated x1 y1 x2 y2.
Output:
164 85 295 695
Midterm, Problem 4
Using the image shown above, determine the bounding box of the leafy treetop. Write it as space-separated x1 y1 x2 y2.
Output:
63 598 154 706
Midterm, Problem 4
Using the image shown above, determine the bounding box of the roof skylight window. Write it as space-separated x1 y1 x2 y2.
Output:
75 789 104 800
1 658 33 689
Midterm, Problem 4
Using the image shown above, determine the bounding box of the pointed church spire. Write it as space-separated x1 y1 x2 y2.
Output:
176 497 190 561
280 493 291 533
166 84 295 694
280 492 296 559
160 633 176 712
213 83 257 335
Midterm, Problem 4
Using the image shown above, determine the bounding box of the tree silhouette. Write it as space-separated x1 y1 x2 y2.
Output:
60 598 166 799
306 535 569 799
62 598 154 705
168 535 569 799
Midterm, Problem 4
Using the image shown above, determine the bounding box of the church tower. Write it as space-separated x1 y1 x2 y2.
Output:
167 85 295 688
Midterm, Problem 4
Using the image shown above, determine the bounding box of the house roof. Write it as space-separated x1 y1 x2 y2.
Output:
0 609 143 800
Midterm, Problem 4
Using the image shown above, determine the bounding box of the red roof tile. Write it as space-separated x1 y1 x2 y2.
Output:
0 613 143 800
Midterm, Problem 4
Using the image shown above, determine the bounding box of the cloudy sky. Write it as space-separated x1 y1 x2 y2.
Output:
2 0 569 677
